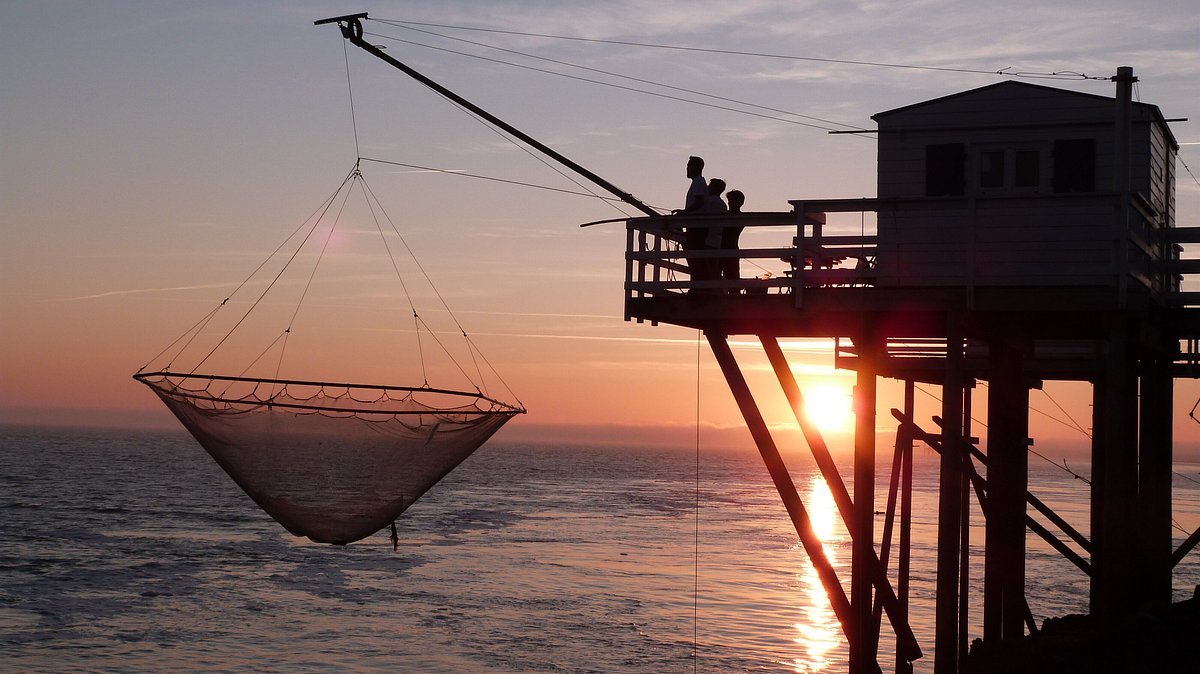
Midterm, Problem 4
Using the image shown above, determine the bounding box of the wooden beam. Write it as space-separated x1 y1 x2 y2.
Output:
1090 317 1140 624
1172 524 1200 567
934 317 965 674
1137 353 1174 607
852 329 880 673
901 411 1092 576
1167 226 1200 244
759 336 921 663
930 416 1091 554
984 337 1030 643
897 380 916 674
704 332 867 663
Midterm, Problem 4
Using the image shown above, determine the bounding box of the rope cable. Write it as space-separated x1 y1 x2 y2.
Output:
358 178 472 341
1038 387 1092 438
285 175 354 333
267 175 357 380
412 313 485 393
357 174 428 384
362 30 859 135
460 332 527 410
418 83 642 217
142 174 352 373
188 169 358 375
914 382 1092 485
139 303 222 373
462 328 487 398
369 18 1110 81
357 157 642 205
343 37 361 159
358 177 505 395
375 20 866 133
1179 153 1200 190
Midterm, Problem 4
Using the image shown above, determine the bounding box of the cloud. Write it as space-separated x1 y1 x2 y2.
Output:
47 282 240 302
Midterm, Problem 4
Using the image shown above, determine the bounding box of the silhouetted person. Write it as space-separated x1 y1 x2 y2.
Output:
673 156 707 215
687 177 728 289
721 189 745 290
674 157 715 289
702 178 728 215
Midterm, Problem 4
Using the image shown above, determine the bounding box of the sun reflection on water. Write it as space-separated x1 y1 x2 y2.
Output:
791 475 843 673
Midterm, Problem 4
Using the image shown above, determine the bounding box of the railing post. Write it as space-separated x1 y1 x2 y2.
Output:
625 222 637 321
794 203 806 307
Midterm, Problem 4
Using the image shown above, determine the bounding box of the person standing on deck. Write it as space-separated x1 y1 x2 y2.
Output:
687 177 727 287
721 189 745 291
673 156 717 289
675 155 707 215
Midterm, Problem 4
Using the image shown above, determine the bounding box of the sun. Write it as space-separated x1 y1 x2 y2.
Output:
801 385 853 434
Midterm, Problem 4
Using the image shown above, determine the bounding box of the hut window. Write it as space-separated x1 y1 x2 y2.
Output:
926 143 965 196
979 151 1005 188
972 144 1046 194
1015 150 1041 188
1053 139 1096 193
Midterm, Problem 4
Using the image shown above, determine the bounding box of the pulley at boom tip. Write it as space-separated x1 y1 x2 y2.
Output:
315 13 368 41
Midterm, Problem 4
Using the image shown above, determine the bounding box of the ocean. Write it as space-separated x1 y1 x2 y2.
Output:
1 425 1197 672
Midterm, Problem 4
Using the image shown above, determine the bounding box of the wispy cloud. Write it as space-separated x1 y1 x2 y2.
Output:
47 282 239 302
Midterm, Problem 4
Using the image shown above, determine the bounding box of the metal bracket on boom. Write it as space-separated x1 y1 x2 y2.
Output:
314 12 367 39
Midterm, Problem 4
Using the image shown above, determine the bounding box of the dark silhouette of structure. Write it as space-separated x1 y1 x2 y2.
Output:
319 14 1196 671
624 69 1197 672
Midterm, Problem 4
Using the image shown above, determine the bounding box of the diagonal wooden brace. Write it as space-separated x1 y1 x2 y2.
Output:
708 333 919 667
894 410 1092 576
760 336 922 662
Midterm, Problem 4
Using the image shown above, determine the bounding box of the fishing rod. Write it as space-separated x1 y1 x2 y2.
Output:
316 13 661 217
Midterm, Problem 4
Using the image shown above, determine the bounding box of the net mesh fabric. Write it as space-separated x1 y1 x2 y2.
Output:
138 373 519 544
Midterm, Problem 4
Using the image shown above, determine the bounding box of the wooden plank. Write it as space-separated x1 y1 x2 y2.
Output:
1173 291 1200 307
1170 259 1200 274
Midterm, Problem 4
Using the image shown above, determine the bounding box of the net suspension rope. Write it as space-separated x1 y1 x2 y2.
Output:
136 160 522 410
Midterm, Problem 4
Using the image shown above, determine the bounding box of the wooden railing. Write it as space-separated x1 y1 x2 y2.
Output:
1167 226 1200 307
624 197 1195 314
624 209 879 314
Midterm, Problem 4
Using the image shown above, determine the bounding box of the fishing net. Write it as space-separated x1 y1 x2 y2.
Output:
134 167 525 545
137 372 521 544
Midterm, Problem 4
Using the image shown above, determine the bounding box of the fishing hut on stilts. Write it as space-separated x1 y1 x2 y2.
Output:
625 69 1197 672
315 14 1195 668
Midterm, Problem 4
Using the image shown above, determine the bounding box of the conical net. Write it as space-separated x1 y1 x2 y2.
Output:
137 372 521 544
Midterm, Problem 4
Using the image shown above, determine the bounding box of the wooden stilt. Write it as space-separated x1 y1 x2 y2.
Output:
1137 351 1173 608
929 415 1091 556
1091 318 1140 624
984 337 1030 643
958 384 973 662
851 328 879 673
871 433 905 640
897 380 915 674
935 317 966 674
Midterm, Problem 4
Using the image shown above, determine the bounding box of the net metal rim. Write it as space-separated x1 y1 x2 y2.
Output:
134 370 526 416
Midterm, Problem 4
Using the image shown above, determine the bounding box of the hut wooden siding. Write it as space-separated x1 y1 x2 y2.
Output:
869 81 1177 297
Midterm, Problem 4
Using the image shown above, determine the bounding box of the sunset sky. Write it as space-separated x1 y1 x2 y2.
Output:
3 1 1199 455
